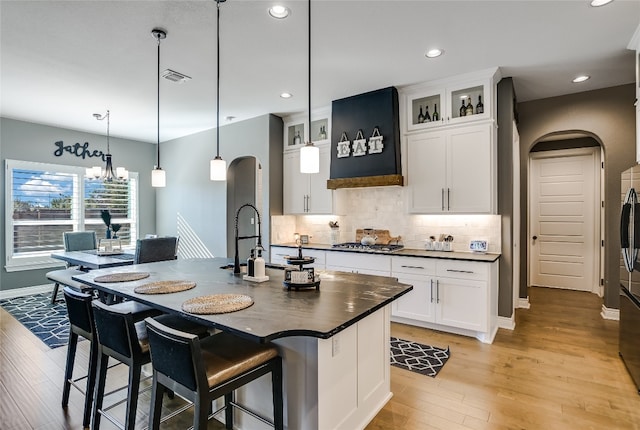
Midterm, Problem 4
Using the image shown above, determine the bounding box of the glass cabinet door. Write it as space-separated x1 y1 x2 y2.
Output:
407 88 445 131
447 83 490 124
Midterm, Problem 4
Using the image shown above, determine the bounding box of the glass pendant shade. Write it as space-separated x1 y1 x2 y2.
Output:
210 156 227 181
300 142 319 173
151 167 166 187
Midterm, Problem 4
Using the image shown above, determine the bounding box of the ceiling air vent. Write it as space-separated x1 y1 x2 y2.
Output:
161 69 191 84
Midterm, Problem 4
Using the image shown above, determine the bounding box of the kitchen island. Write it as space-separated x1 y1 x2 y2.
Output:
73 257 412 430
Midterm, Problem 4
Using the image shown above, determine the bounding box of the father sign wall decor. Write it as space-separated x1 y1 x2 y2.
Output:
328 86 403 189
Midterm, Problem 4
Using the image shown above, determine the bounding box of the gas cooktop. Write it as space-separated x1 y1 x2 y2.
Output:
331 242 404 253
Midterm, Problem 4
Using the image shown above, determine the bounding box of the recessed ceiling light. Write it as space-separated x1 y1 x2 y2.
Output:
425 48 444 58
280 92 292 99
269 5 290 19
572 75 590 83
590 0 614 7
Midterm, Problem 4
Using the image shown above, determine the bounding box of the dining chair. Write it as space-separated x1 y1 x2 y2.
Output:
91 302 211 430
48 231 99 303
145 317 284 430
134 236 179 264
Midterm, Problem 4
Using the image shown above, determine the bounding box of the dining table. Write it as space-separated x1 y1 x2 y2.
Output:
72 257 413 430
50 249 135 270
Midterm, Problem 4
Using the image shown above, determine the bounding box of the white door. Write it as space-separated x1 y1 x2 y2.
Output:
307 145 332 214
283 151 306 214
407 131 447 213
529 148 599 292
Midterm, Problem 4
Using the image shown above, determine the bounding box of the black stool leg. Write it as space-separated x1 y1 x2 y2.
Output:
148 374 164 430
224 392 233 430
51 282 60 304
272 357 284 430
62 332 78 407
83 336 98 427
92 350 109 430
124 363 142 430
194 391 210 430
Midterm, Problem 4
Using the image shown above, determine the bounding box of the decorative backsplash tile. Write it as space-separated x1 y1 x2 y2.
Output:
271 187 501 253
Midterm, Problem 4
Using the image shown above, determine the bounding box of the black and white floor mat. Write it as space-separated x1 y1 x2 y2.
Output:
390 337 450 377
0 293 69 349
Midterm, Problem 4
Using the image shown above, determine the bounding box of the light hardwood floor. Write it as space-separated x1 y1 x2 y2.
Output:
1 286 639 429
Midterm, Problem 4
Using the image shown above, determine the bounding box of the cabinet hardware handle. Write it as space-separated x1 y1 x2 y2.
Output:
400 265 424 269
441 188 445 211
447 188 450 211
446 269 474 274
430 279 434 303
436 279 440 303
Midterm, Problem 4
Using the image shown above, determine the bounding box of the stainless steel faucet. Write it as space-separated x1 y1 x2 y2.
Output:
234 203 262 274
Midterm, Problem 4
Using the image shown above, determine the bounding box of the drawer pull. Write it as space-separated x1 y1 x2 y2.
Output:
446 269 474 274
400 265 425 270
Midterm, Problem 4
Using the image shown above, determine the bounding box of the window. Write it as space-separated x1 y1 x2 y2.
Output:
5 159 138 271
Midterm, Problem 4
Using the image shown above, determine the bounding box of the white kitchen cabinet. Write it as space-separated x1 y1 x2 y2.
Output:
325 251 391 276
283 144 332 214
401 68 500 133
407 122 495 214
391 256 498 344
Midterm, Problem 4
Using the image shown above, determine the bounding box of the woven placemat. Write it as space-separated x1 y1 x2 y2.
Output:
182 294 254 315
134 280 196 295
94 272 150 283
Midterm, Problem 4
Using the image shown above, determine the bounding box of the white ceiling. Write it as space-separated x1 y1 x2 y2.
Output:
1 0 639 144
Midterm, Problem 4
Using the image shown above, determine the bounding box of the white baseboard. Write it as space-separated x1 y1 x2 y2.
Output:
517 297 530 309
0 284 53 300
601 304 619 321
497 315 515 330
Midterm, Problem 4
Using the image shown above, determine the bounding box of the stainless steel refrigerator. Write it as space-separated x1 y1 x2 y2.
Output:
620 164 640 394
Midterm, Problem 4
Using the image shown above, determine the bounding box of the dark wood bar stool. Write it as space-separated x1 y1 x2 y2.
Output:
91 302 211 429
145 317 284 430
48 231 98 303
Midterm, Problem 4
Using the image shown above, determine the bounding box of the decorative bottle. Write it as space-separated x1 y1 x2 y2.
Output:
432 104 439 121
247 249 255 277
254 248 265 278
418 106 425 123
465 98 474 116
424 106 431 122
459 99 466 117
293 131 301 145
476 95 484 114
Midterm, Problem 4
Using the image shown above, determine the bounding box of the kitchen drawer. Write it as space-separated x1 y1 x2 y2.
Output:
325 252 391 273
437 260 488 281
392 256 436 276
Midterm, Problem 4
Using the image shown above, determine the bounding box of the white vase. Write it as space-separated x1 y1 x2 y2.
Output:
330 228 340 245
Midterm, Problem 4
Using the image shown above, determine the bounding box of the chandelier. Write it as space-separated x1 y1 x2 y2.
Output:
86 110 129 181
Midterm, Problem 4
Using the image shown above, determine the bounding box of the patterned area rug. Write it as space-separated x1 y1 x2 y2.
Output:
0 293 70 349
390 337 450 377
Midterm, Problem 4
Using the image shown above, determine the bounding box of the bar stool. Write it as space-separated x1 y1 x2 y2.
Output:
61 288 161 428
91 302 211 430
145 317 284 430
49 231 98 303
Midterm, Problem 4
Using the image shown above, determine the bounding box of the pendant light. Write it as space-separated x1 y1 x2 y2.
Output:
151 28 167 188
300 0 319 174
87 110 129 181
210 0 227 181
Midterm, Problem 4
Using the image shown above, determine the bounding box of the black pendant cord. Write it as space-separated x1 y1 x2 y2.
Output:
307 0 311 142
106 110 110 154
216 0 221 158
156 36 161 169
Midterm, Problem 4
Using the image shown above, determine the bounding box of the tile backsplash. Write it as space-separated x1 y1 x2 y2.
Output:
271 187 501 253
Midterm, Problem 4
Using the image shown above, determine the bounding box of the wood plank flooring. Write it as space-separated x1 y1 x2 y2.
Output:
1 286 639 429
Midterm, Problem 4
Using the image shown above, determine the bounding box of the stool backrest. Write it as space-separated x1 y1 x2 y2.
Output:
92 300 141 360
134 237 178 264
64 231 97 252
63 287 95 339
145 317 204 392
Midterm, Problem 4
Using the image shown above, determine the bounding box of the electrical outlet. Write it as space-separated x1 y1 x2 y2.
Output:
332 334 340 357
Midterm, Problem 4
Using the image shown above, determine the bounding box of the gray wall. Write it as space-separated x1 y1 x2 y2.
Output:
497 78 516 318
156 114 283 259
0 117 157 291
517 84 637 309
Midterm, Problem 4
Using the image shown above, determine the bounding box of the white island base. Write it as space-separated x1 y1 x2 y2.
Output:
221 305 392 430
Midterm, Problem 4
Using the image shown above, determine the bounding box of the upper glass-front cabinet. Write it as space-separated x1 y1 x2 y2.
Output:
404 68 499 132
283 107 331 152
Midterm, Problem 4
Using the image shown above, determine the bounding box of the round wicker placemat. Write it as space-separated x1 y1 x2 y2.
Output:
134 280 196 295
94 272 150 283
182 294 254 315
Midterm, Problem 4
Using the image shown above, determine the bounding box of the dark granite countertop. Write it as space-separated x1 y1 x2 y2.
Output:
271 243 500 263
73 257 412 343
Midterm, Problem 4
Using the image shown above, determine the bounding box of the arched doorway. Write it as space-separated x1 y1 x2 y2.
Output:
527 133 603 295
226 156 263 260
